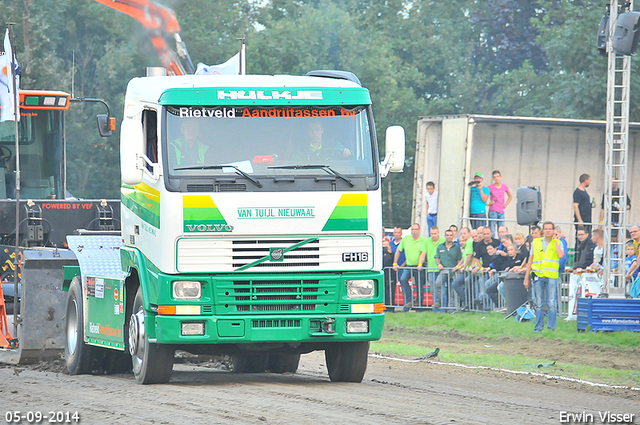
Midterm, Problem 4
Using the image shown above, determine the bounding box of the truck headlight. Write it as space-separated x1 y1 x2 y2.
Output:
173 280 201 299
346 279 375 298
346 320 369 333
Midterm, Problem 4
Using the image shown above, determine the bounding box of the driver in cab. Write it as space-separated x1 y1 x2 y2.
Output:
170 120 209 168
307 121 351 160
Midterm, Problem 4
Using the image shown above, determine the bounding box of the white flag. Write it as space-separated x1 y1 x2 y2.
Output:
195 52 240 76
0 28 20 122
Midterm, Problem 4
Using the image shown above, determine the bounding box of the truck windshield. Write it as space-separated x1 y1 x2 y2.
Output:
164 105 375 179
0 111 63 200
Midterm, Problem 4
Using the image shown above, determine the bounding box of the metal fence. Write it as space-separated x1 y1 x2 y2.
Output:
383 266 572 315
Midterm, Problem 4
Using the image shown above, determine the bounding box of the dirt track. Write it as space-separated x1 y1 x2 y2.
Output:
1 351 638 425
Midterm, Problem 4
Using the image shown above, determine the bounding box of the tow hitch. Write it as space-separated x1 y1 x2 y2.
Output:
322 317 336 334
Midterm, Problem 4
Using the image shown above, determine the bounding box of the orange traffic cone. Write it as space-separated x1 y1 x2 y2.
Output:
394 282 404 305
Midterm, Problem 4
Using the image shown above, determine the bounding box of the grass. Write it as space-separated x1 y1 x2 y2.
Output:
381 310 640 349
371 311 640 388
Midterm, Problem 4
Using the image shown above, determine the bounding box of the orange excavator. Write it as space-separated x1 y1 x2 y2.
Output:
93 0 195 75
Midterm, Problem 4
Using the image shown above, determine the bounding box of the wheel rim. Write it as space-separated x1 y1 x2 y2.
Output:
129 308 146 372
66 299 78 355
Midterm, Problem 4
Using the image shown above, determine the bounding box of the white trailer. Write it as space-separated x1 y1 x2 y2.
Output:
412 115 640 246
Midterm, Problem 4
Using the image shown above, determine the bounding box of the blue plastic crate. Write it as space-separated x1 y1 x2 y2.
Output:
577 298 640 332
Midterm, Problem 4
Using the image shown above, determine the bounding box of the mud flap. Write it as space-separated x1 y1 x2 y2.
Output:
0 249 78 364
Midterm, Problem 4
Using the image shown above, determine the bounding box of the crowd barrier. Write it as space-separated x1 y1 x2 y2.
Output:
383 266 573 316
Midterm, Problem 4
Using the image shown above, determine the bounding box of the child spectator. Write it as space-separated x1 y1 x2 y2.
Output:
624 243 638 282
425 181 438 234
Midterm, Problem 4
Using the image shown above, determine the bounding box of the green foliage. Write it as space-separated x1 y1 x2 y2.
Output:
1 0 625 215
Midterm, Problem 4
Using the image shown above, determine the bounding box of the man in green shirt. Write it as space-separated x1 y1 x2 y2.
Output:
392 223 426 311
418 226 445 308
432 229 463 309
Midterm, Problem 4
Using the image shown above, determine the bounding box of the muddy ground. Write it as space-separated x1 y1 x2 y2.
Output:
1 349 638 425
381 324 640 376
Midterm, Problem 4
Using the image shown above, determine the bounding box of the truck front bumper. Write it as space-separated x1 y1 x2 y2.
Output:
151 313 384 344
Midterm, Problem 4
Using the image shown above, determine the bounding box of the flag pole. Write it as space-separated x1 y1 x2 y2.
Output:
237 37 246 75
6 22 20 335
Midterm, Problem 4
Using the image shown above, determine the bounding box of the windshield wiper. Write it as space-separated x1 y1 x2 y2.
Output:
174 164 263 187
268 164 354 187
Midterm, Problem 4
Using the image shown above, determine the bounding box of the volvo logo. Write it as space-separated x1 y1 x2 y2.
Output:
185 224 234 232
270 248 284 262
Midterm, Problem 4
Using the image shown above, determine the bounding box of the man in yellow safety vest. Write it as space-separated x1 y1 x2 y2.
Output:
523 221 565 332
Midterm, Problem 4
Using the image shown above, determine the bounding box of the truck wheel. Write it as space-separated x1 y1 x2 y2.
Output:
103 349 132 374
325 342 370 382
232 354 269 373
267 354 300 373
65 277 94 375
129 286 174 384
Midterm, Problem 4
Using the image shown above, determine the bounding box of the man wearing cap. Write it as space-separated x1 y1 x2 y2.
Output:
469 172 490 229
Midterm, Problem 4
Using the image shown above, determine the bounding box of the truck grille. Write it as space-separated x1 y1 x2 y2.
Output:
232 239 320 268
233 279 320 312
176 236 373 273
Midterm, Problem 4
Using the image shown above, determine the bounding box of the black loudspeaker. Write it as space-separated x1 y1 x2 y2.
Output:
517 187 541 226
596 14 609 56
613 12 640 55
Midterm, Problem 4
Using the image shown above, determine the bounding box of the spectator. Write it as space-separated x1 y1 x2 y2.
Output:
432 229 462 309
571 228 595 273
469 172 490 229
449 224 459 245
458 226 471 247
388 226 405 306
525 225 541 252
474 227 501 266
451 227 497 309
573 173 593 239
475 244 500 310
513 232 529 268
449 228 477 302
482 244 524 309
599 181 630 235
418 226 445 308
590 229 605 271
626 225 640 278
498 225 509 240
382 238 395 306
425 181 438 234
488 171 513 237
523 221 565 333
631 225 640 256
555 225 569 274
393 224 426 311
496 233 514 256
624 243 638 284
389 226 406 268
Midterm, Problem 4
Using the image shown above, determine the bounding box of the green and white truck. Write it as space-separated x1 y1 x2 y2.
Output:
63 70 405 384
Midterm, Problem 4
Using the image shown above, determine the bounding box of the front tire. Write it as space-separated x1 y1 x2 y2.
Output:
267 354 301 373
232 354 269 373
129 286 174 384
65 277 94 374
325 342 370 382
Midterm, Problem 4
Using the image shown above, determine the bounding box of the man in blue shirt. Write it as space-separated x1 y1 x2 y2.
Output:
389 226 406 307
469 172 490 229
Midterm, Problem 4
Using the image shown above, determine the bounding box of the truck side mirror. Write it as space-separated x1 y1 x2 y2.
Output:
120 118 145 185
97 114 116 137
380 125 405 178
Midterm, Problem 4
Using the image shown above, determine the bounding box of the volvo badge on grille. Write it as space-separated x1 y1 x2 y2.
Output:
270 247 284 262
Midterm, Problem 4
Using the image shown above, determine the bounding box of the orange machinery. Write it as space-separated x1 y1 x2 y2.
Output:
93 0 195 75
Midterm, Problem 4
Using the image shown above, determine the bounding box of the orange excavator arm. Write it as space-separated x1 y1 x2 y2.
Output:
94 0 195 75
